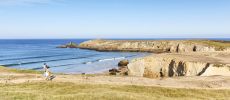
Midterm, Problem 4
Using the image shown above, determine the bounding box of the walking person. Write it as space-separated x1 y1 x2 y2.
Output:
43 63 49 71
42 63 55 81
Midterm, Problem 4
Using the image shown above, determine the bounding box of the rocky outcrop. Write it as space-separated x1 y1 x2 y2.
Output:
109 68 120 75
118 60 129 67
78 39 228 53
128 52 230 78
118 60 129 75
109 60 129 75
57 42 78 48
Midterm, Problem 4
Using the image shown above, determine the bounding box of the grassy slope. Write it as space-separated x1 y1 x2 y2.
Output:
189 40 230 50
0 65 230 100
0 66 43 74
0 82 230 100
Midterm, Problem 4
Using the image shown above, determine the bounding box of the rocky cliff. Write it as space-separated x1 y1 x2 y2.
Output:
78 39 230 78
78 39 230 53
128 52 230 78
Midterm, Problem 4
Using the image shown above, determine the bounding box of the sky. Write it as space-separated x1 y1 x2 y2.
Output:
0 0 230 39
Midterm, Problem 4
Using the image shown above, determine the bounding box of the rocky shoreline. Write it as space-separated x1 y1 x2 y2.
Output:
128 52 230 78
57 42 78 48
59 39 230 78
77 39 230 53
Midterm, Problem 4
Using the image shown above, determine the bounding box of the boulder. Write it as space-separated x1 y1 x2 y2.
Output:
118 60 129 67
118 66 129 75
109 68 120 75
109 60 129 75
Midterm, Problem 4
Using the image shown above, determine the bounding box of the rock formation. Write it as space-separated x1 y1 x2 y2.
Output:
78 39 229 53
57 42 78 48
128 52 230 78
109 60 129 75
61 39 230 78
118 60 129 67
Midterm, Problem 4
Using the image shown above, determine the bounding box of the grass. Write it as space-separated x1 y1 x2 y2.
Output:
0 64 230 100
0 82 229 100
190 40 230 50
0 66 43 74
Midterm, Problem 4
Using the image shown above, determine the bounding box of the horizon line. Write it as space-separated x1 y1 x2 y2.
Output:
0 38 229 40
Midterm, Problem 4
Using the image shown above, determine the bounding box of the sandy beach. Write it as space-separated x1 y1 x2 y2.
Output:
1 70 230 89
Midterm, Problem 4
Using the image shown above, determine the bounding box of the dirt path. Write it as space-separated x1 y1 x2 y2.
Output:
1 72 230 89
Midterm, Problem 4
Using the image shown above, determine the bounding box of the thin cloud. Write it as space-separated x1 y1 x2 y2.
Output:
0 0 63 6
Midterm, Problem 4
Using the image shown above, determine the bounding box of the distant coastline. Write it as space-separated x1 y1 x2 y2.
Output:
0 38 229 40
68 39 230 79
76 39 230 53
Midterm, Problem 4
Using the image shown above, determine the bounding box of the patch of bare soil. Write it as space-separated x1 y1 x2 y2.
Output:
1 72 230 89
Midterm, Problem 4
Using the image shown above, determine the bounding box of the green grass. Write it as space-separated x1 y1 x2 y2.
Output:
0 66 43 74
0 82 229 100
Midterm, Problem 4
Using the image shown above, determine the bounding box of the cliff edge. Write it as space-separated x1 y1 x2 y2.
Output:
78 39 230 53
78 39 230 78
128 52 230 78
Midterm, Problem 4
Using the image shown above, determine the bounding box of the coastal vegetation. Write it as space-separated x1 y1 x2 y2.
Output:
1 82 230 100
189 40 230 50
0 65 230 100
76 39 230 53
1 39 230 100
0 66 42 74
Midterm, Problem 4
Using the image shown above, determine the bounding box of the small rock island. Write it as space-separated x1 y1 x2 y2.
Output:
57 42 78 48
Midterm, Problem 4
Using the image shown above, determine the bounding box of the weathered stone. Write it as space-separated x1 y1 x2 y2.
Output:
108 60 130 76
118 60 129 67
128 52 230 78
78 39 229 53
109 68 120 75
57 42 78 48
118 66 129 76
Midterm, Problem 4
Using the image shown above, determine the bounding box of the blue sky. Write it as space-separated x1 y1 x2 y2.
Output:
0 0 229 39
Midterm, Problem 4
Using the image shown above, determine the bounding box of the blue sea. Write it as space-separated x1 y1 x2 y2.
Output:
0 39 148 74
0 38 229 74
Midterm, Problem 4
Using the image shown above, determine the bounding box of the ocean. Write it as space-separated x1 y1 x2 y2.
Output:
0 38 229 74
0 39 148 74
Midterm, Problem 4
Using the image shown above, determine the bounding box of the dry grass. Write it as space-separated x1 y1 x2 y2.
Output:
190 40 230 50
0 82 229 100
0 66 43 74
0 66 230 100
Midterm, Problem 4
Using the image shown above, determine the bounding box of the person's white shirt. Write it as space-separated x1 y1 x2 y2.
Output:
43 64 48 70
